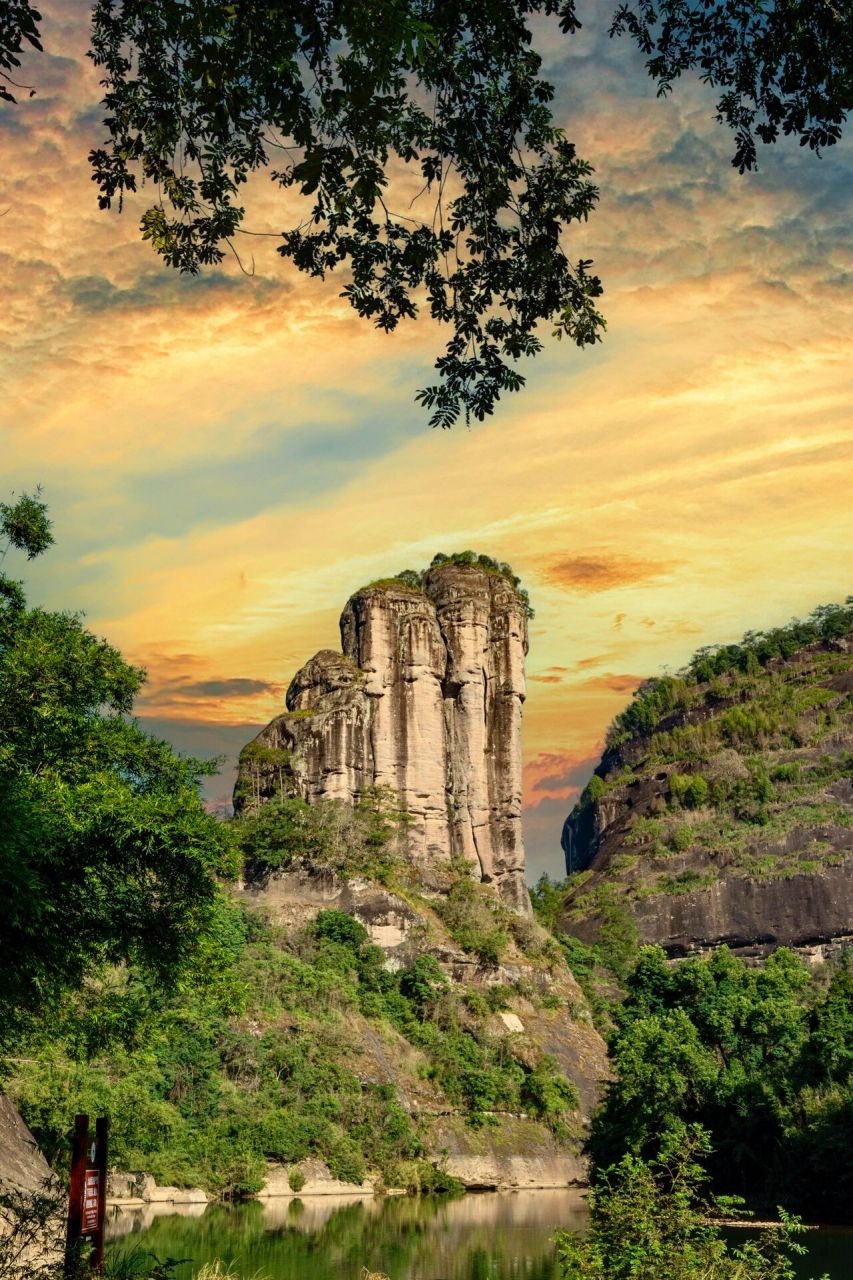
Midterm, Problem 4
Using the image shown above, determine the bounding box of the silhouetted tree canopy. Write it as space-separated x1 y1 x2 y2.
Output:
2 1 849 425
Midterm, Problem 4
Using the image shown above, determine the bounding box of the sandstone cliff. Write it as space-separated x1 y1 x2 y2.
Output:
558 606 853 958
236 559 530 911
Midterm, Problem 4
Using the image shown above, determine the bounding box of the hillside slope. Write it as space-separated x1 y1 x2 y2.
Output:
9 867 608 1198
558 602 853 957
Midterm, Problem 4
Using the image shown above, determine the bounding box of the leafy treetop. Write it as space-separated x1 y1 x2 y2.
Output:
2 2 848 427
611 1 853 175
0 487 53 561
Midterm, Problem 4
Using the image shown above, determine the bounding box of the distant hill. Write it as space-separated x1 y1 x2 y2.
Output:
557 600 853 958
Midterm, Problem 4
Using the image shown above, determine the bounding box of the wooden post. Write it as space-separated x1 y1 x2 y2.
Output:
64 1113 108 1274
64 1114 88 1276
91 1116 109 1270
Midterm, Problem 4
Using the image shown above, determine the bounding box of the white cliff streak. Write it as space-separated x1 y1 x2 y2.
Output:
237 563 530 911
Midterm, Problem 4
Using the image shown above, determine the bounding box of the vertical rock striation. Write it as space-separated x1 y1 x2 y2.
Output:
237 561 530 911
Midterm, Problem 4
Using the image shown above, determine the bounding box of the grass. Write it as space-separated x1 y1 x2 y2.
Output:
361 577 425 594
658 870 718 895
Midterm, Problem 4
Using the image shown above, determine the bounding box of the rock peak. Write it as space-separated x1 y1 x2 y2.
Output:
237 556 531 912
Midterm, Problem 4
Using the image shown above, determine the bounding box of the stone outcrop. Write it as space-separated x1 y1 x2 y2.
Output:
237 562 530 911
0 1095 50 1192
106 1172 209 1206
258 1158 376 1199
428 1115 588 1190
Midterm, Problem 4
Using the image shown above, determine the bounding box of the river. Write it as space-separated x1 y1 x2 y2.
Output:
106 1190 852 1280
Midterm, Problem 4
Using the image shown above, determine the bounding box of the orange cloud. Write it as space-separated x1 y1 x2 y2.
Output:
523 750 601 806
542 554 677 594
577 673 645 695
573 655 608 670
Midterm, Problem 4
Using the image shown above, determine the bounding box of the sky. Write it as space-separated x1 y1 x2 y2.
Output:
3 2 851 883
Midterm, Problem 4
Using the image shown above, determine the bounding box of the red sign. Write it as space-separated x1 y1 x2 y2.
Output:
65 1114 109 1273
82 1170 100 1234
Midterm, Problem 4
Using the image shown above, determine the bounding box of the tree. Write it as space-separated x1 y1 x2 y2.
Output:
0 488 53 561
590 944 853 1221
235 786 407 884
611 1 853 173
88 0 608 431
556 1127 821 1280
0 492 238 1055
2 3 849 426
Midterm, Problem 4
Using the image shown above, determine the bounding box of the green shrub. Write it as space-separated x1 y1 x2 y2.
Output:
685 775 709 808
558 934 599 988
366 552 534 617
667 824 693 853
483 983 514 1012
235 787 407 883
595 897 640 983
530 873 569 927
558 1129 817 1280
581 775 607 807
660 870 715 895
520 1054 579 1133
398 955 449 1016
310 910 369 949
669 773 710 810
624 817 664 848
463 988 490 1018
405 1159 464 1195
436 879 510 965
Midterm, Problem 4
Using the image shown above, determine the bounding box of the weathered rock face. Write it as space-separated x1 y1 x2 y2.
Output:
237 563 530 911
0 1095 50 1192
558 634 853 958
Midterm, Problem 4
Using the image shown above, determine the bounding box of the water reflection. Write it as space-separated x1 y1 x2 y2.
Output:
107 1191 852 1280
107 1189 590 1280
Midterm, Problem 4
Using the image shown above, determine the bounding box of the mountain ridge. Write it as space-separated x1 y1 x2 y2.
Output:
556 600 853 958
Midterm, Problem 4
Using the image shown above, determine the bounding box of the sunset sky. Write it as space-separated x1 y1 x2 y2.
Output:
3 2 851 881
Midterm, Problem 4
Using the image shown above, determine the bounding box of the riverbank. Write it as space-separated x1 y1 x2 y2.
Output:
104 1188 853 1280
106 1185 591 1246
105 1142 589 1215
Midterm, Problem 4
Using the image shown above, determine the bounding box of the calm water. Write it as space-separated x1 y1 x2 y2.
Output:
106 1190 852 1280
